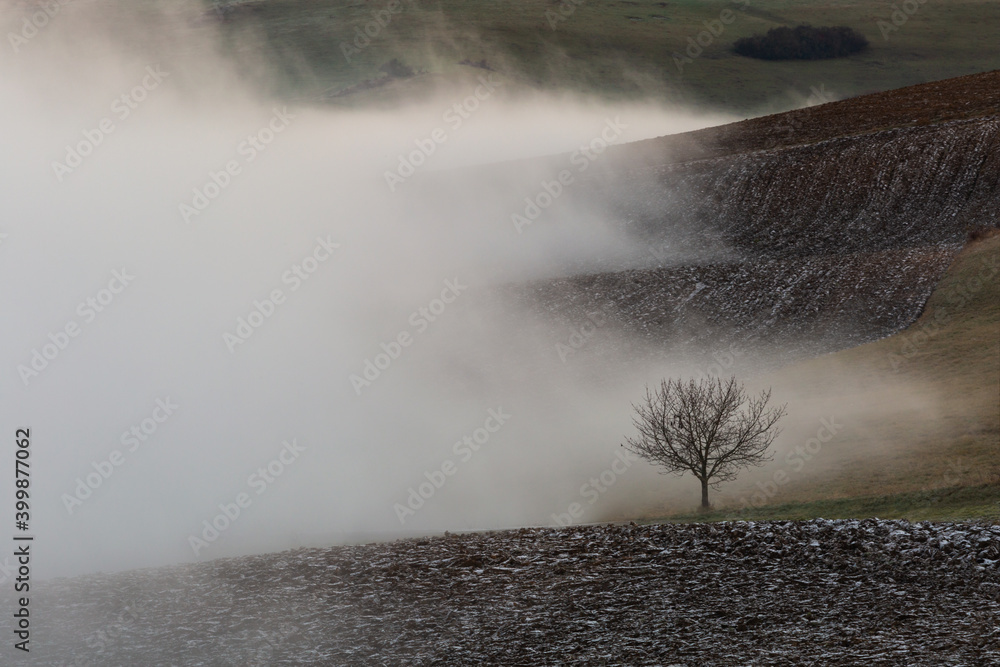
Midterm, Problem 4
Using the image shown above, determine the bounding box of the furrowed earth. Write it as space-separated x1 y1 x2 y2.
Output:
5 10 997 660
8 520 999 665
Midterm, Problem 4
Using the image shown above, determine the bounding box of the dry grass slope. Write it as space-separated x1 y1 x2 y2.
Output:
666 231 999 522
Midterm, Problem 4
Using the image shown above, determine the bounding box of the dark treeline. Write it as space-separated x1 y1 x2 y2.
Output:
734 25 869 60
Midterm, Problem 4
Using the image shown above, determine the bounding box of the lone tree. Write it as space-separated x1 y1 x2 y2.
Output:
623 376 786 509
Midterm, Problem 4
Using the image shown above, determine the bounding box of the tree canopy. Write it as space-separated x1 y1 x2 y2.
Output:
734 25 869 60
623 376 786 509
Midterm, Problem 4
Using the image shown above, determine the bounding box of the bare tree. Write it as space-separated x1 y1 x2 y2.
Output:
623 376 786 509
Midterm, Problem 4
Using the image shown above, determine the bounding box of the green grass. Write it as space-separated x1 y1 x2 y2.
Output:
658 483 1000 523
206 0 1000 113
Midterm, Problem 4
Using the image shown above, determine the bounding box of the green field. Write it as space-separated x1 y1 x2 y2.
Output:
662 484 1000 523
209 0 1000 113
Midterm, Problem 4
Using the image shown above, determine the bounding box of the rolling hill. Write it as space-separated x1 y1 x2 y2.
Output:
192 0 1000 113
490 71 999 517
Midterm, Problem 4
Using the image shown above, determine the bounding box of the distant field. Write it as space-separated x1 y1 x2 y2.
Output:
662 231 1000 523
204 0 1000 112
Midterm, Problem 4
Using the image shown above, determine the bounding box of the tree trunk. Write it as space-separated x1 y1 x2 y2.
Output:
701 478 710 509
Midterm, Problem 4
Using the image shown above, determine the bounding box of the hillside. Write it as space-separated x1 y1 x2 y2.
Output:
483 71 999 519
604 68 1000 162
189 0 1000 112
9 520 998 665
654 230 999 522
3 3 999 664
1 32 998 667
504 71 999 364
